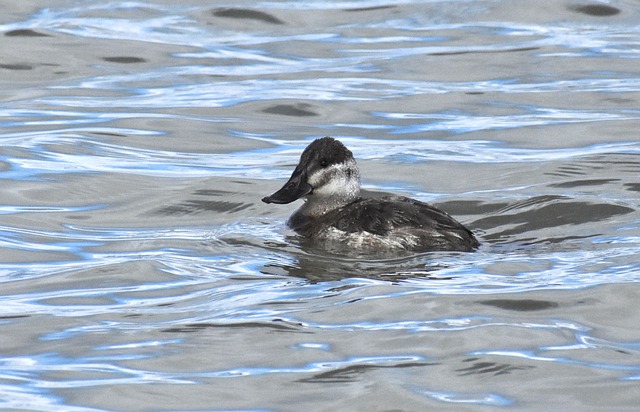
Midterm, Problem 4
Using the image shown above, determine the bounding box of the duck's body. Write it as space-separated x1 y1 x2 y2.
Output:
262 137 479 253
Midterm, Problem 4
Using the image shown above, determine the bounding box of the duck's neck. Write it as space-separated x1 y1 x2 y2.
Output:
299 190 359 217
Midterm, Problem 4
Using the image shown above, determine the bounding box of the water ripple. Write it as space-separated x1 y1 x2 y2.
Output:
37 77 640 109
1 1 640 410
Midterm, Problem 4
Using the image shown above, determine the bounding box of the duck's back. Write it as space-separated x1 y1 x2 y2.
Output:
295 195 479 252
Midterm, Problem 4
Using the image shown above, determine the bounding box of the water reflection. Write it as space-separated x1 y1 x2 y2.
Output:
261 250 455 282
569 4 621 17
478 299 559 311
476 198 634 242
212 8 285 25
1 0 640 410
4 28 51 37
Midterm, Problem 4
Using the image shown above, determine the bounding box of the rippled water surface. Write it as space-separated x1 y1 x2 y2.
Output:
1 1 640 410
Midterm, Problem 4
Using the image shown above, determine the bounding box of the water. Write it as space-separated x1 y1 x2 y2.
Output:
1 0 640 410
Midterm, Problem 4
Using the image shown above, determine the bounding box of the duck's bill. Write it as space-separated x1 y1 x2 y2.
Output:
262 170 312 204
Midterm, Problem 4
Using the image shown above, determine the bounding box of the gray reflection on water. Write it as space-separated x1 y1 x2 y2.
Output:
1 0 640 410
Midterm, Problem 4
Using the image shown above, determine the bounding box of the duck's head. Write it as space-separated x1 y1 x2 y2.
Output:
262 137 361 208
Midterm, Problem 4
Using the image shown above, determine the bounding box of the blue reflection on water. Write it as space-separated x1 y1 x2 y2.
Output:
0 1 639 410
414 387 514 407
472 349 640 374
0 205 103 215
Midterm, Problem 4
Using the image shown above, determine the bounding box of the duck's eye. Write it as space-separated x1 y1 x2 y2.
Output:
319 159 329 168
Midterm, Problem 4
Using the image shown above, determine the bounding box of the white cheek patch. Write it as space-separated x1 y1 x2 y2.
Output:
307 163 341 186
313 174 349 196
308 162 359 198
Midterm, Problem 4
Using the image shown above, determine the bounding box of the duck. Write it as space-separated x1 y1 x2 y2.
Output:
262 137 479 252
